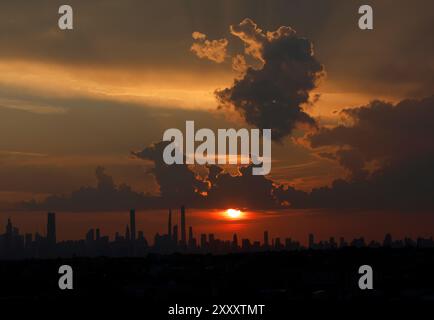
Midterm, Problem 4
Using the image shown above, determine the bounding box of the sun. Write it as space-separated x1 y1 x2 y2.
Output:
226 209 242 219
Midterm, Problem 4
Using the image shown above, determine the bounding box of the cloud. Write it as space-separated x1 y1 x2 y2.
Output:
1 1 432 100
231 54 248 75
284 96 434 210
132 141 208 206
215 18 324 141
20 96 434 214
22 167 158 211
190 32 228 63
23 143 280 211
229 18 267 63
132 141 278 209
309 96 434 172
205 164 278 209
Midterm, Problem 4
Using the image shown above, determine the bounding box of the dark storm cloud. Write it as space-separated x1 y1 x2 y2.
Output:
309 96 434 169
22 167 159 211
215 19 324 141
281 96 434 210
4 0 434 212
132 141 278 209
25 144 280 211
132 141 208 207
205 164 278 209
22 96 434 213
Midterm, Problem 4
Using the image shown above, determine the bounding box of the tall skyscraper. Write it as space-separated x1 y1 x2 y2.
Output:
173 225 178 244
25 233 32 248
4 218 13 250
208 233 215 246
125 225 130 241
180 205 186 244
263 231 269 248
309 233 315 249
383 233 393 247
200 234 207 249
138 231 144 241
168 208 172 239
86 229 95 243
130 209 136 241
188 226 193 243
47 212 56 244
6 218 12 236
188 226 194 248
232 233 238 248
275 237 282 249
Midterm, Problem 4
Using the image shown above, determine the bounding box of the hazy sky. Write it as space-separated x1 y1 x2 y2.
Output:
0 0 433 207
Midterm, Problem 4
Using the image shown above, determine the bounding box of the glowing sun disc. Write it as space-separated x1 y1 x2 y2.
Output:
226 209 242 219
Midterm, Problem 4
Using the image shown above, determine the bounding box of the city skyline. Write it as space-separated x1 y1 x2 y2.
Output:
1 1 434 308
0 1 433 262
0 1 433 229
1 207 434 259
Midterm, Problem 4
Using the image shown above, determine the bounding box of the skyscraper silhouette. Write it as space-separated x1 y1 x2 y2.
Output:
188 226 193 243
309 233 315 249
168 208 172 239
130 209 136 241
125 225 130 241
6 218 12 236
180 205 186 244
200 234 207 249
264 231 269 248
232 233 238 248
47 212 56 244
173 225 178 244
86 229 95 243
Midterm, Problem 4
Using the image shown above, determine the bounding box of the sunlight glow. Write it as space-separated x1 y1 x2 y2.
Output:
226 209 242 219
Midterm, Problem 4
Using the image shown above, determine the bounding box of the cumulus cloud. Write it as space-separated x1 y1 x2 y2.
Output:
215 18 324 141
21 96 434 214
205 164 278 209
285 96 434 210
230 18 267 63
132 141 208 207
132 141 279 209
309 96 434 174
22 167 157 211
20 95 434 212
20 140 280 211
231 54 248 75
190 32 228 63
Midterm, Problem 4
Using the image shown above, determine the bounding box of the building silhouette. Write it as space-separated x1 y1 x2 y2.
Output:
309 233 314 249
130 209 136 241
264 231 269 248
173 225 178 244
180 205 186 245
168 208 172 239
232 233 238 249
125 225 130 241
1 206 434 259
47 212 56 245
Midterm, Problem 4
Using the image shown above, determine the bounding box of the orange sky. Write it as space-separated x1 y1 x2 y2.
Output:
0 0 432 207
2 209 434 245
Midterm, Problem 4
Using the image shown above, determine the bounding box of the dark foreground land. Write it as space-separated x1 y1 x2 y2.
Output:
1 248 434 314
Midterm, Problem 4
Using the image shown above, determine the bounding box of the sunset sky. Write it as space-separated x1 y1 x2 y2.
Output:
0 0 433 242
